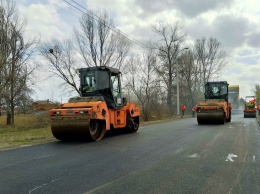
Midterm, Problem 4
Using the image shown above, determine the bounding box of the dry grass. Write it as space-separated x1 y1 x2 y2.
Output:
0 113 55 151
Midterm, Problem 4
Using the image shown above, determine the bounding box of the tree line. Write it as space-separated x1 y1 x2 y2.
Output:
0 1 255 126
40 9 226 121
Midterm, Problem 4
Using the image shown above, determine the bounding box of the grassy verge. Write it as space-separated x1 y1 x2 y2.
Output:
0 113 185 151
0 126 55 151
0 113 55 151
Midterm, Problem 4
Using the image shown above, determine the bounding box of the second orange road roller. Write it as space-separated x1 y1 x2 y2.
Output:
244 96 256 118
49 66 140 141
195 81 232 124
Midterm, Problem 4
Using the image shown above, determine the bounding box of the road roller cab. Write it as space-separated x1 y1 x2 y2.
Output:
79 66 125 109
196 81 232 124
49 66 140 141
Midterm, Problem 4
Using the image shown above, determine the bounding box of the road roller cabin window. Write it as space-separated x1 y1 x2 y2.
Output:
207 83 228 99
83 71 95 92
111 73 120 100
220 84 228 95
210 86 221 96
95 70 110 90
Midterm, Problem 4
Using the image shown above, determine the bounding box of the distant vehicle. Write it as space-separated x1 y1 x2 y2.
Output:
228 85 240 114
244 96 256 118
195 81 232 124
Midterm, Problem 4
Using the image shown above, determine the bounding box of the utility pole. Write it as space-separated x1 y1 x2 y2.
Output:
176 58 180 115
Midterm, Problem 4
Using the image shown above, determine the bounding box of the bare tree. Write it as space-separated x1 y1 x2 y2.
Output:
193 37 226 91
40 39 81 96
152 20 186 114
125 48 161 121
14 89 34 114
74 10 131 69
0 2 13 94
178 50 198 109
0 0 38 126
39 11 131 98
251 84 260 104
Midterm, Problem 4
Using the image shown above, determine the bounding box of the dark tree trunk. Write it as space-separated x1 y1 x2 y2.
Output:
6 110 11 125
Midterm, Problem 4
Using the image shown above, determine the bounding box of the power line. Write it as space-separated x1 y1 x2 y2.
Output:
52 2 80 20
61 0 148 48
70 0 148 48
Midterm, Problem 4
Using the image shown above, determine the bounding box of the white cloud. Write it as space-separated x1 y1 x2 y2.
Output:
220 46 260 97
17 0 78 41
172 0 234 18
14 0 260 102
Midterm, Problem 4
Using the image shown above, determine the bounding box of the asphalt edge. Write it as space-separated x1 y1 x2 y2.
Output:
256 111 260 125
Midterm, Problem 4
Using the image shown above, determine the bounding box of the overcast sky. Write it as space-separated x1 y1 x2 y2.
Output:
15 0 260 102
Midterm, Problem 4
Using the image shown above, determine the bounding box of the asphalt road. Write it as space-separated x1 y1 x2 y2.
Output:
1 114 260 194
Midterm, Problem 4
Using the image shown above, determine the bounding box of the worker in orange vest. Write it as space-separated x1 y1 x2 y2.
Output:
180 104 186 118
192 106 196 117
